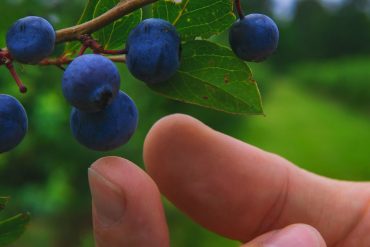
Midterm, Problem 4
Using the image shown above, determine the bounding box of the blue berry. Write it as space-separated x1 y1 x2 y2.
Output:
70 91 138 151
0 94 28 153
6 16 56 64
62 54 121 113
229 14 279 62
126 18 181 84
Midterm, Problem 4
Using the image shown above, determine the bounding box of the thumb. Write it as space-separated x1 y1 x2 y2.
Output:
242 224 326 247
88 156 169 247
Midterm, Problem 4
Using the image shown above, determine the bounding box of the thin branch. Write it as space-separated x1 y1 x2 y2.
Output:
77 34 128 55
78 45 88 56
56 0 158 43
39 55 126 66
101 49 127 55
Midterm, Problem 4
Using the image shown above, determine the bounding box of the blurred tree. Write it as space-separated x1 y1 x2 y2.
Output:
272 0 370 69
241 0 272 15
326 3 370 57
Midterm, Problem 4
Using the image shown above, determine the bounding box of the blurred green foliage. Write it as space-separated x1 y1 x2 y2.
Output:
290 57 370 112
0 0 370 246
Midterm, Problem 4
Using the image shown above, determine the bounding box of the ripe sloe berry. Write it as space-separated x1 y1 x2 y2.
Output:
62 54 121 113
126 18 181 84
229 14 279 62
70 91 138 151
0 94 28 153
6 16 56 64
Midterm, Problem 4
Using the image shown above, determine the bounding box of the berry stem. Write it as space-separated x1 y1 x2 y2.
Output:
5 63 27 93
100 49 127 55
235 0 245 20
0 49 27 93
78 45 88 56
78 34 127 56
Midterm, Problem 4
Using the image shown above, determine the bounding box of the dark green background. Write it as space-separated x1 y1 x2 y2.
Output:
0 0 369 246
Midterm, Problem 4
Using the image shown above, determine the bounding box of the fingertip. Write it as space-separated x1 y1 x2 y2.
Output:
90 156 125 173
141 114 323 242
242 224 326 247
143 113 214 173
144 114 206 153
142 114 368 245
90 156 135 179
266 224 326 247
147 113 203 132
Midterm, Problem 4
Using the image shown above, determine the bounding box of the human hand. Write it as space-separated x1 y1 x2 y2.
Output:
88 114 370 247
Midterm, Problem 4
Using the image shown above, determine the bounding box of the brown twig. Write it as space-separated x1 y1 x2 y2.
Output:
77 34 128 55
39 55 126 66
56 0 158 43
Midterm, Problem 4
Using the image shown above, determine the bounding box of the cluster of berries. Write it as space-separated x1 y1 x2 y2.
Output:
63 54 139 151
0 16 181 152
0 0 279 153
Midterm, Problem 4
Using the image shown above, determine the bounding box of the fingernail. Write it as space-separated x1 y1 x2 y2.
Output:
88 167 125 228
264 224 322 247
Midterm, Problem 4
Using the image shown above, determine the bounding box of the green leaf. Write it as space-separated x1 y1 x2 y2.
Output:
0 198 9 212
64 0 99 55
153 0 236 41
77 0 99 25
93 1 142 50
0 213 30 246
64 0 142 55
149 40 263 115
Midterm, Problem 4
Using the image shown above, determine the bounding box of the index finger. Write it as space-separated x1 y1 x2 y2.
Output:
143 114 370 246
